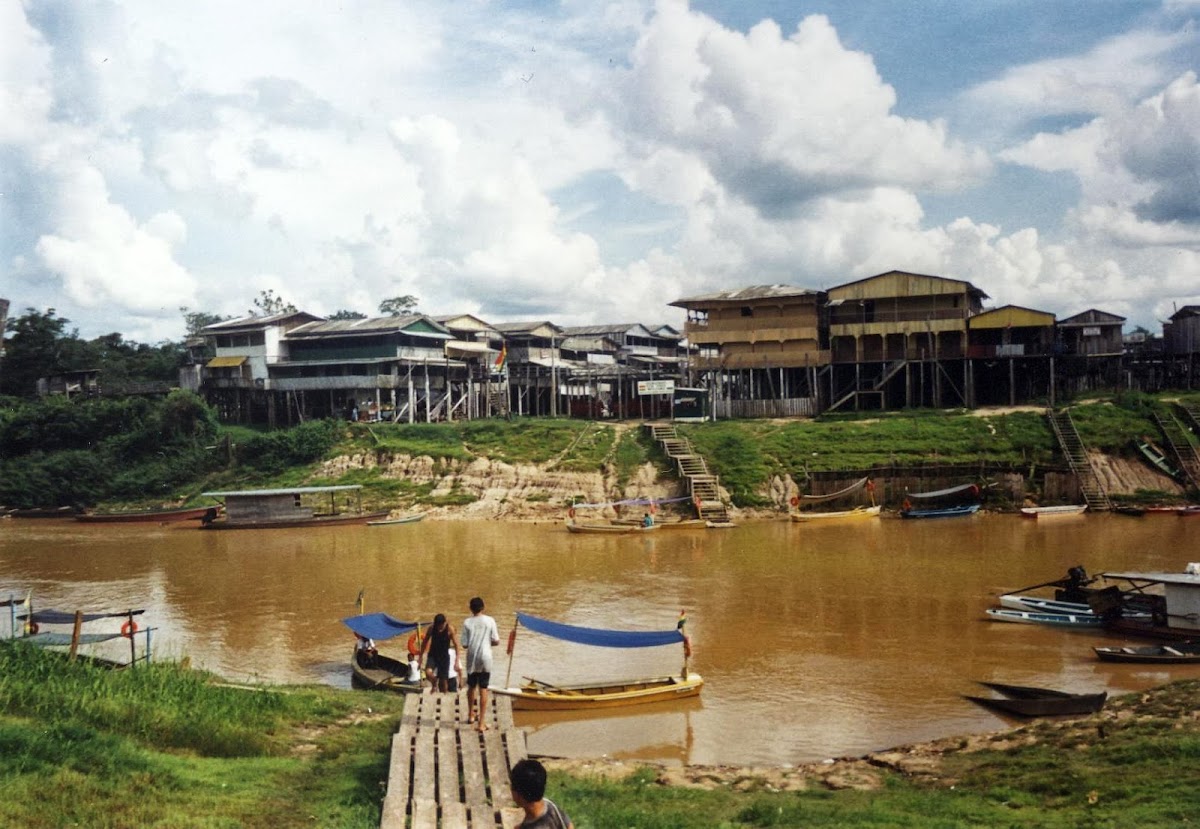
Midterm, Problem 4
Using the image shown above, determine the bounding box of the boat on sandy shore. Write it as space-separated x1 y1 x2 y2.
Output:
565 521 658 534
791 505 881 522
367 512 425 526
1093 642 1200 664
1020 504 1087 518
963 681 1106 717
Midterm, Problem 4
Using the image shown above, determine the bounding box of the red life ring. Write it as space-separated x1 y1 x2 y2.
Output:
567 506 576 518
25 621 39 635
789 495 800 507
506 627 517 656
121 620 138 639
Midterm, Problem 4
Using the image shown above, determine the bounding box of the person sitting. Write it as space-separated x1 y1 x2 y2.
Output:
406 652 422 683
642 512 654 527
355 635 378 667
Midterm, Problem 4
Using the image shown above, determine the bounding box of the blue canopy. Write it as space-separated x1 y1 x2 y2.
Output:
342 613 428 642
515 612 684 649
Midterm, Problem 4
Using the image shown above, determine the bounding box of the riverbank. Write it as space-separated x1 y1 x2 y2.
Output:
2 640 1196 827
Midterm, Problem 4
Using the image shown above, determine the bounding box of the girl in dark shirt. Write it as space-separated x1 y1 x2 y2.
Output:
421 613 460 693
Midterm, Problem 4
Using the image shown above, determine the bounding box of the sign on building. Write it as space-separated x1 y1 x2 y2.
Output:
637 379 675 395
672 387 709 422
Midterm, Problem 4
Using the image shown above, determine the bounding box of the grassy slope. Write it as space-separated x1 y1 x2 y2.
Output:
1 643 1196 828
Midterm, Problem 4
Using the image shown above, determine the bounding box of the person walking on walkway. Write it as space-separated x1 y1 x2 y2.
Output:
421 613 460 693
461 596 501 730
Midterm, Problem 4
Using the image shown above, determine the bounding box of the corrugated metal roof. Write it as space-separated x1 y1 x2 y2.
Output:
202 312 323 332
670 285 818 307
492 320 562 335
202 485 363 497
286 315 451 338
1058 309 1126 326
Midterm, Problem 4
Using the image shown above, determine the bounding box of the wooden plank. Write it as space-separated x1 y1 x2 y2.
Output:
412 699 437 805
441 801 469 829
482 728 509 804
389 716 416 798
459 728 490 828
502 728 528 766
493 695 514 731
379 791 407 829
411 798 438 829
437 722 460 815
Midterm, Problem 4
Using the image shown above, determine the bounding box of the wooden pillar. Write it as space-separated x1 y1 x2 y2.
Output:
1009 358 1015 406
424 362 431 423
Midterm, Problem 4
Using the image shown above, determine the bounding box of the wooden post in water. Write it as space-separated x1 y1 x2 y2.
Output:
69 610 83 662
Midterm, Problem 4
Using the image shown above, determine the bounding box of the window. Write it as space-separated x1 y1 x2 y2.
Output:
740 307 753 317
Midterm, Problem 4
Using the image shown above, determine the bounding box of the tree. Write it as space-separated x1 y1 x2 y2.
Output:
379 295 419 316
180 307 230 336
329 309 367 320
0 308 73 397
250 289 297 316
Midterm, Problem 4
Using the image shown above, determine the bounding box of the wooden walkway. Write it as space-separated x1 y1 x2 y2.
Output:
381 692 528 829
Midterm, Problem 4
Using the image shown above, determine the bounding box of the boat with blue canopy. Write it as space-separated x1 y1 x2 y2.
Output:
899 482 982 519
342 612 429 693
493 611 702 711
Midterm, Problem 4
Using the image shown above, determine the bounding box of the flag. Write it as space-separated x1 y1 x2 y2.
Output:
494 343 507 369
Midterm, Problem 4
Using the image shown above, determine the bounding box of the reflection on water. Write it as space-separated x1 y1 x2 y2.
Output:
1 512 1197 766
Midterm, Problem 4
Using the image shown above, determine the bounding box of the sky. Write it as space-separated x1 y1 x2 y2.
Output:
2 0 1199 343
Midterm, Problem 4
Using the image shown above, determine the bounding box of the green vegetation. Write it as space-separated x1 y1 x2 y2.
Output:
0 641 403 828
1 643 1196 827
4 392 1199 511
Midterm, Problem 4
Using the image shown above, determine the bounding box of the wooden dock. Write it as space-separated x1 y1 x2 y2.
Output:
381 692 528 829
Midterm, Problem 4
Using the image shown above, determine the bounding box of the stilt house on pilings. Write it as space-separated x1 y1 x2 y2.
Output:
825 270 988 411
670 285 829 419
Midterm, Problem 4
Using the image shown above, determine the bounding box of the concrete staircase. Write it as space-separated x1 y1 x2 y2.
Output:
1154 412 1200 491
1046 408 1112 511
647 423 731 524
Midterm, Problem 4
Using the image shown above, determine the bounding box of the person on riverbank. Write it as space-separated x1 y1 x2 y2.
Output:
510 758 573 829
461 596 501 730
421 613 460 693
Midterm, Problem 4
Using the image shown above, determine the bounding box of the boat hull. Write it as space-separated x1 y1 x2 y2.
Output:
984 607 1104 627
790 505 881 522
1093 643 1200 663
350 651 423 694
204 511 390 530
565 522 658 534
367 513 425 526
1020 505 1087 518
76 506 215 523
900 504 980 519
493 674 703 710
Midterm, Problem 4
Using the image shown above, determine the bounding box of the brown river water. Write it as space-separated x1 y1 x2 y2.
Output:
2 513 1197 767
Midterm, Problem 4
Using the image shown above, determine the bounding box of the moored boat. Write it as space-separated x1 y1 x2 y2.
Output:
199 485 387 529
367 512 425 526
494 611 701 712
963 681 1106 717
790 505 881 522
342 611 428 694
75 505 217 524
565 521 658 534
1020 504 1087 518
900 503 981 519
1093 642 1200 664
984 607 1104 627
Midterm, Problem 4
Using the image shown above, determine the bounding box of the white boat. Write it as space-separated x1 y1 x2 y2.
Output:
984 607 1104 627
1020 505 1087 518
367 513 425 526
998 594 1092 615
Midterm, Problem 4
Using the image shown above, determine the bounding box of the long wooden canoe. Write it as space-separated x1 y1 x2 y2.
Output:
984 607 1104 627
1093 642 1200 664
790 505 881 522
493 674 703 711
75 505 216 523
900 503 980 520
565 521 658 534
367 513 425 526
350 650 423 694
204 510 390 529
1020 505 1087 518
963 681 1106 717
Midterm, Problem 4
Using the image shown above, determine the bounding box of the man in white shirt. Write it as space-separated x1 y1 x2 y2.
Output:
460 596 501 731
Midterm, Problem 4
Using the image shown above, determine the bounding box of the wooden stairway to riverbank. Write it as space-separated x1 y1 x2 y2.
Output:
1154 411 1200 492
381 693 526 829
1046 408 1112 511
646 423 731 524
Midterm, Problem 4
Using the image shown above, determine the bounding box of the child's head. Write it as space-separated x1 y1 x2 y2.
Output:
510 759 547 806
470 596 485 614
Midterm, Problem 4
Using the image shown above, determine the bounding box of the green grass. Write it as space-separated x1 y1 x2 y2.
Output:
1 644 1197 827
